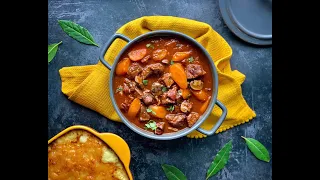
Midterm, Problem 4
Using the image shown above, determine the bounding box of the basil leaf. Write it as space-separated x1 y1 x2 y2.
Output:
206 140 232 180
241 136 270 162
161 164 187 180
58 20 99 47
48 41 62 63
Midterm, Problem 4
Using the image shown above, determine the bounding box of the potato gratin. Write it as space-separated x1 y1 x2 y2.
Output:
48 130 129 180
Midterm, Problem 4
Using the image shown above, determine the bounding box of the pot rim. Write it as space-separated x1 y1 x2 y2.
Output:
108 30 219 140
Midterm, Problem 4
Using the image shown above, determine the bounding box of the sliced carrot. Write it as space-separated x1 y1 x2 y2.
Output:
169 63 188 89
127 98 141 117
200 96 211 114
191 89 208 101
172 51 191 61
152 49 167 61
148 105 167 118
180 88 191 99
115 58 131 75
128 48 147 61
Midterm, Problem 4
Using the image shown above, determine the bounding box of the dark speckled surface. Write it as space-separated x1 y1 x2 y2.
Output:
48 0 272 179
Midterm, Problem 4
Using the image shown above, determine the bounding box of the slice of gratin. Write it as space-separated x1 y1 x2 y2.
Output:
48 130 129 180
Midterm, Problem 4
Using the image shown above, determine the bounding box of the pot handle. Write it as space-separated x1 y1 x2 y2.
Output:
196 100 227 136
99 34 131 70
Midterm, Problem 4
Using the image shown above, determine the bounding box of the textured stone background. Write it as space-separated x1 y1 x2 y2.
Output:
48 0 272 179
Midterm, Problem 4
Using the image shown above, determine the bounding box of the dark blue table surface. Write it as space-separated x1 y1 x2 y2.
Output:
48 0 272 179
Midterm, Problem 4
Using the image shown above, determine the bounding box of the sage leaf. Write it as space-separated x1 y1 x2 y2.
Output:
241 136 270 162
206 140 232 180
48 41 62 63
58 20 99 47
161 164 187 180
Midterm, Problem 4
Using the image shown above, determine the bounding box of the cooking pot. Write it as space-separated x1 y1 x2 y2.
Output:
100 30 227 140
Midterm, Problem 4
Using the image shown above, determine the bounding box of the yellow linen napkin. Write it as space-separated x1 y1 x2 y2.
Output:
59 16 256 138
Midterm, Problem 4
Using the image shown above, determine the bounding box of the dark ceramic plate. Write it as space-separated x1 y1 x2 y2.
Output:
218 0 272 45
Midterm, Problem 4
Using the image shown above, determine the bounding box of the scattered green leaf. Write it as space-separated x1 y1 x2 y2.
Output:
162 87 168 92
170 60 174 65
241 136 270 162
146 108 156 115
167 105 175 112
146 43 154 49
143 80 148 86
48 41 62 63
188 56 194 63
206 140 232 180
116 86 123 93
161 164 187 180
145 120 157 131
58 20 99 47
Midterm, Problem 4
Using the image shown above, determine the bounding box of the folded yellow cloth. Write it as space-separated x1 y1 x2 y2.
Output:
59 16 256 138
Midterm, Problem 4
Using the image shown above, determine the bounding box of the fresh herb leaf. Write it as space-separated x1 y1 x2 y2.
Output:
162 87 168 92
146 43 154 49
206 140 232 180
188 56 194 63
161 164 187 180
48 41 62 63
167 105 175 112
170 60 174 65
146 108 156 115
241 136 270 162
58 20 99 47
143 80 148 85
145 120 157 131
116 86 123 93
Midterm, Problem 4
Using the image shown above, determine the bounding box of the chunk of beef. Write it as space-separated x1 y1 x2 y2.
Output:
159 92 176 105
123 78 137 94
135 75 144 88
186 64 206 79
164 39 178 48
141 55 151 63
141 63 165 79
166 85 181 101
168 126 179 132
139 104 150 121
180 100 192 113
187 112 200 127
155 122 165 135
165 113 186 128
120 99 133 113
120 103 130 112
161 73 174 88
142 90 156 105
127 63 142 79
149 63 165 75
151 82 163 96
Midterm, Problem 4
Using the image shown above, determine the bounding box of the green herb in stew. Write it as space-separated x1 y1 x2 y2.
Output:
162 87 168 92
145 120 157 131
188 56 194 63
146 43 154 49
147 108 156 115
116 86 123 93
170 60 174 65
167 105 175 112
143 80 148 85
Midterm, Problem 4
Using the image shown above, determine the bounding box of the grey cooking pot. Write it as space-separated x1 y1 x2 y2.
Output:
100 30 227 140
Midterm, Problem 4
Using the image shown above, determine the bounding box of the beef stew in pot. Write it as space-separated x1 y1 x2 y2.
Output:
113 37 213 135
